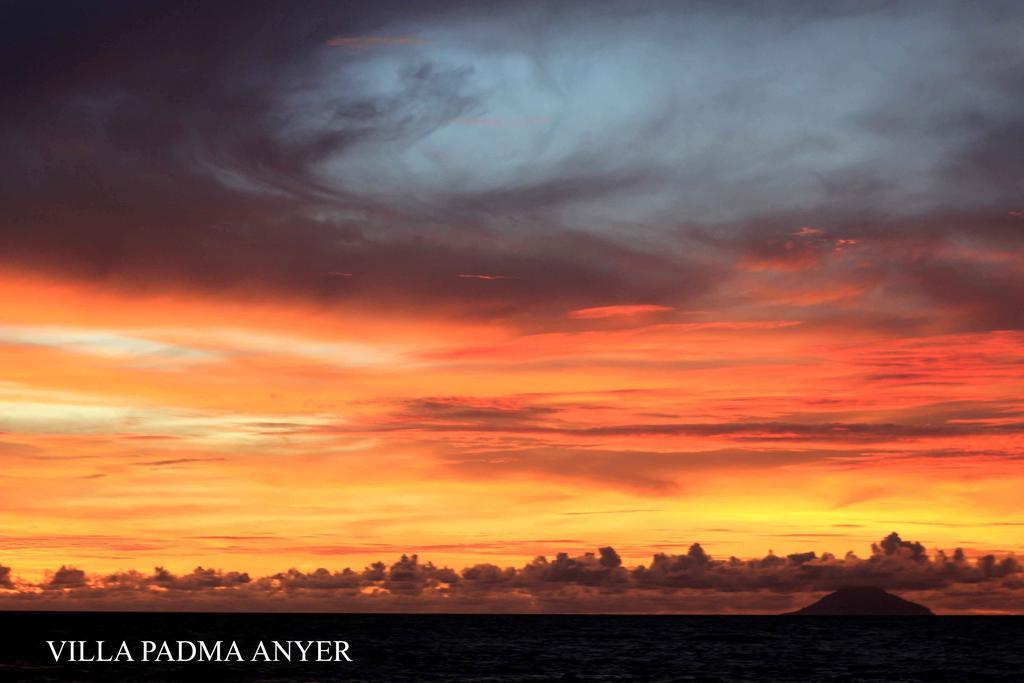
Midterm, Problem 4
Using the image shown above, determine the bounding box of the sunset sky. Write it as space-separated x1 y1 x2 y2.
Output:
1 0 1023 613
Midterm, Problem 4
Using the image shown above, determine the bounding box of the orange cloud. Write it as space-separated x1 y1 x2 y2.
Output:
568 304 674 319
456 274 516 280
0 268 1022 586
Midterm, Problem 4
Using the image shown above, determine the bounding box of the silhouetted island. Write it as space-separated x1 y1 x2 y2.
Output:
786 587 934 615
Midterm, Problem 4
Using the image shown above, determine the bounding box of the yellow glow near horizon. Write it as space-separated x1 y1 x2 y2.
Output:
1 269 1022 587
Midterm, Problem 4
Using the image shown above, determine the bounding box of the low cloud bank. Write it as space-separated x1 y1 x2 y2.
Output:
2 534 1021 613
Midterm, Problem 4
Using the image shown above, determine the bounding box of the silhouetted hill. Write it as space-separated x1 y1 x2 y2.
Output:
786 587 934 615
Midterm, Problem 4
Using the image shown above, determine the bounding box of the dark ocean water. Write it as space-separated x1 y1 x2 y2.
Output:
0 612 1021 682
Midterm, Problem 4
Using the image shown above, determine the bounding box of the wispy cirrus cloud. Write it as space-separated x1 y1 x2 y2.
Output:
568 305 673 319
456 273 516 281
325 36 430 48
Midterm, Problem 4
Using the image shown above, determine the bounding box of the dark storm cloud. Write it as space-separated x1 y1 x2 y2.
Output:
2 534 1021 612
0 0 713 322
1 1 1022 327
0 564 13 589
